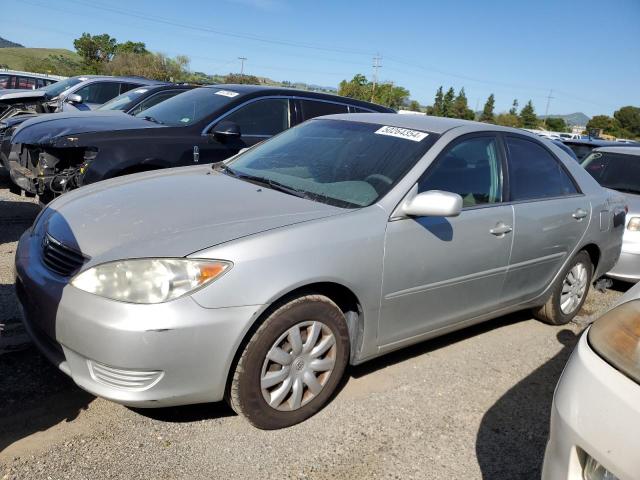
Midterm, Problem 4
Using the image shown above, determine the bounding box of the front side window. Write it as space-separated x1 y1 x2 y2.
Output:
226 119 436 208
583 151 640 194
223 98 289 136
74 82 121 104
300 99 348 121
506 136 578 201
419 136 502 208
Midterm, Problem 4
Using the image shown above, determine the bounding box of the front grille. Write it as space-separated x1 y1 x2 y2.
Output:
88 361 164 391
41 234 87 276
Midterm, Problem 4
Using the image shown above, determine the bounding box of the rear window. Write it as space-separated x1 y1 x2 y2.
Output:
582 151 640 195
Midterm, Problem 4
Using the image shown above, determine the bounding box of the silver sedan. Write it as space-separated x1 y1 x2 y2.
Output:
15 114 625 429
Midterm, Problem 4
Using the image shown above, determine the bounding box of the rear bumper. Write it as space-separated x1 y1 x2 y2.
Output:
15 229 263 407
607 248 640 283
542 332 640 480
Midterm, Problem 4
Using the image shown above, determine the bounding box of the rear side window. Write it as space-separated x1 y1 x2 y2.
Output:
350 106 374 113
0 75 9 88
119 82 142 94
567 143 594 161
74 82 122 104
419 136 503 207
300 99 348 121
16 77 36 89
506 136 578 201
223 98 290 136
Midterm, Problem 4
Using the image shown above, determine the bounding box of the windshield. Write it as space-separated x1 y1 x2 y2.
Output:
97 88 149 111
583 151 640 194
134 87 235 126
226 119 436 208
39 77 84 97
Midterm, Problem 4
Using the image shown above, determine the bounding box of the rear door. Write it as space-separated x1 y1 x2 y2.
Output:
501 134 590 304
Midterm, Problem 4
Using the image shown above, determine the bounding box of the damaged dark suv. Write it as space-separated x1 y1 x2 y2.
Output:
6 84 393 202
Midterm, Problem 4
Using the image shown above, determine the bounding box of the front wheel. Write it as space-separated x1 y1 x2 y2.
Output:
533 250 593 325
228 294 350 429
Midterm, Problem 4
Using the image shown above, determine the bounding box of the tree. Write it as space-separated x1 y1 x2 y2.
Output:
408 100 421 112
116 41 148 55
223 73 261 84
431 86 444 116
104 52 190 81
338 74 409 109
519 100 538 128
586 115 617 135
495 113 520 128
73 33 118 70
613 106 640 137
442 87 455 117
479 94 495 123
544 117 567 132
509 99 519 115
452 88 475 120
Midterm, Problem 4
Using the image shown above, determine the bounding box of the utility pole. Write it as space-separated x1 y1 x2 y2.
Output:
238 56 247 77
371 53 382 102
544 89 554 128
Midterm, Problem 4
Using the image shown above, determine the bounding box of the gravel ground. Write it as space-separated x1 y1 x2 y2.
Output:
0 174 629 480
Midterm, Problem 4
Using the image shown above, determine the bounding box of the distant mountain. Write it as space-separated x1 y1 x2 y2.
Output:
540 112 590 126
0 36 24 48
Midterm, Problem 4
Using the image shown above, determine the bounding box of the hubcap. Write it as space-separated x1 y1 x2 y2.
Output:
560 262 588 315
260 321 336 412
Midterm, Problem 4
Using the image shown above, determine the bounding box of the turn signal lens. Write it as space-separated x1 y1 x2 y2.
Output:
71 258 231 304
627 217 640 231
588 300 640 384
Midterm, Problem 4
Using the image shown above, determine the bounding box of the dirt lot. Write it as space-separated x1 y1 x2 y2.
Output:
0 173 629 480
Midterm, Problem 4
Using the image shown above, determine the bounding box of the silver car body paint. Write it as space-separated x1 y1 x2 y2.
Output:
15 113 625 407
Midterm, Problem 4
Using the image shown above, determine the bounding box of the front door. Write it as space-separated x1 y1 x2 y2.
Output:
379 134 514 347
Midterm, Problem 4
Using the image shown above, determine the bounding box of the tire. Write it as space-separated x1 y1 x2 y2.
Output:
533 250 593 325
229 294 350 429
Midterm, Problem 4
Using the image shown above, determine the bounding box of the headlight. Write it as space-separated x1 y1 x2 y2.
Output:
588 300 640 384
627 217 640 231
71 258 231 304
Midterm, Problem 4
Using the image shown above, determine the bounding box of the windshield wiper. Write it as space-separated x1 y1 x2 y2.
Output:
143 115 163 124
217 166 309 199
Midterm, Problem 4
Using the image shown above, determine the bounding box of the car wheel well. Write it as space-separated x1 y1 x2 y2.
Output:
581 243 601 272
224 282 363 401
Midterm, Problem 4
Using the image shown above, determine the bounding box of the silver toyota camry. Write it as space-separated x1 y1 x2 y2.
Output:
15 114 625 429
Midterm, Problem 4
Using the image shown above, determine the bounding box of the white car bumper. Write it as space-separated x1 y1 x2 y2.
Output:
542 331 640 480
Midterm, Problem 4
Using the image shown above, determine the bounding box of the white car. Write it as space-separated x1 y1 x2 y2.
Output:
542 282 640 479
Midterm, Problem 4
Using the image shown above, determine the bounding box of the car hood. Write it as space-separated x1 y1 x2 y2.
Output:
40 166 345 262
0 90 46 104
12 111 165 146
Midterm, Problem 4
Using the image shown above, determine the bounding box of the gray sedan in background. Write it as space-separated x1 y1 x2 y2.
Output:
583 146 640 282
15 114 625 429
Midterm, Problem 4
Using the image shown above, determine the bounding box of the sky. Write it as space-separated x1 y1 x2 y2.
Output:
3 0 639 117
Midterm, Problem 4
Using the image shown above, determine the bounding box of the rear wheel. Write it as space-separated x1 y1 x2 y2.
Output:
229 294 350 429
533 250 593 325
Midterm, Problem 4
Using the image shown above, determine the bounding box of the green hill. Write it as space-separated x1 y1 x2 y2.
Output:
0 47 80 71
0 36 24 48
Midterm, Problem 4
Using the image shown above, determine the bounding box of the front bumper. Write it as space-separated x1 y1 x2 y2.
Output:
542 332 640 480
15 229 263 407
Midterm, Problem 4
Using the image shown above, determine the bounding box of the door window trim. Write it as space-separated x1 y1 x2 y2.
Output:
501 132 584 205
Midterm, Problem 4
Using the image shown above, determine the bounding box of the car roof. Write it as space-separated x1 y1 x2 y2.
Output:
70 75 167 85
199 84 394 112
562 138 621 146
317 112 529 135
593 146 640 156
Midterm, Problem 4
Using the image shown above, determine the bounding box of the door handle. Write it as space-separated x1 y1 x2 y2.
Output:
490 222 513 236
572 208 588 220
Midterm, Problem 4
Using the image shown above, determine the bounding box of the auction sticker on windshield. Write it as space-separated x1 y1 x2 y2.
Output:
375 126 429 142
215 90 239 98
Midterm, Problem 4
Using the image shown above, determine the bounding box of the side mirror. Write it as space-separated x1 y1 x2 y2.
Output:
401 190 463 217
65 93 83 104
212 120 241 140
